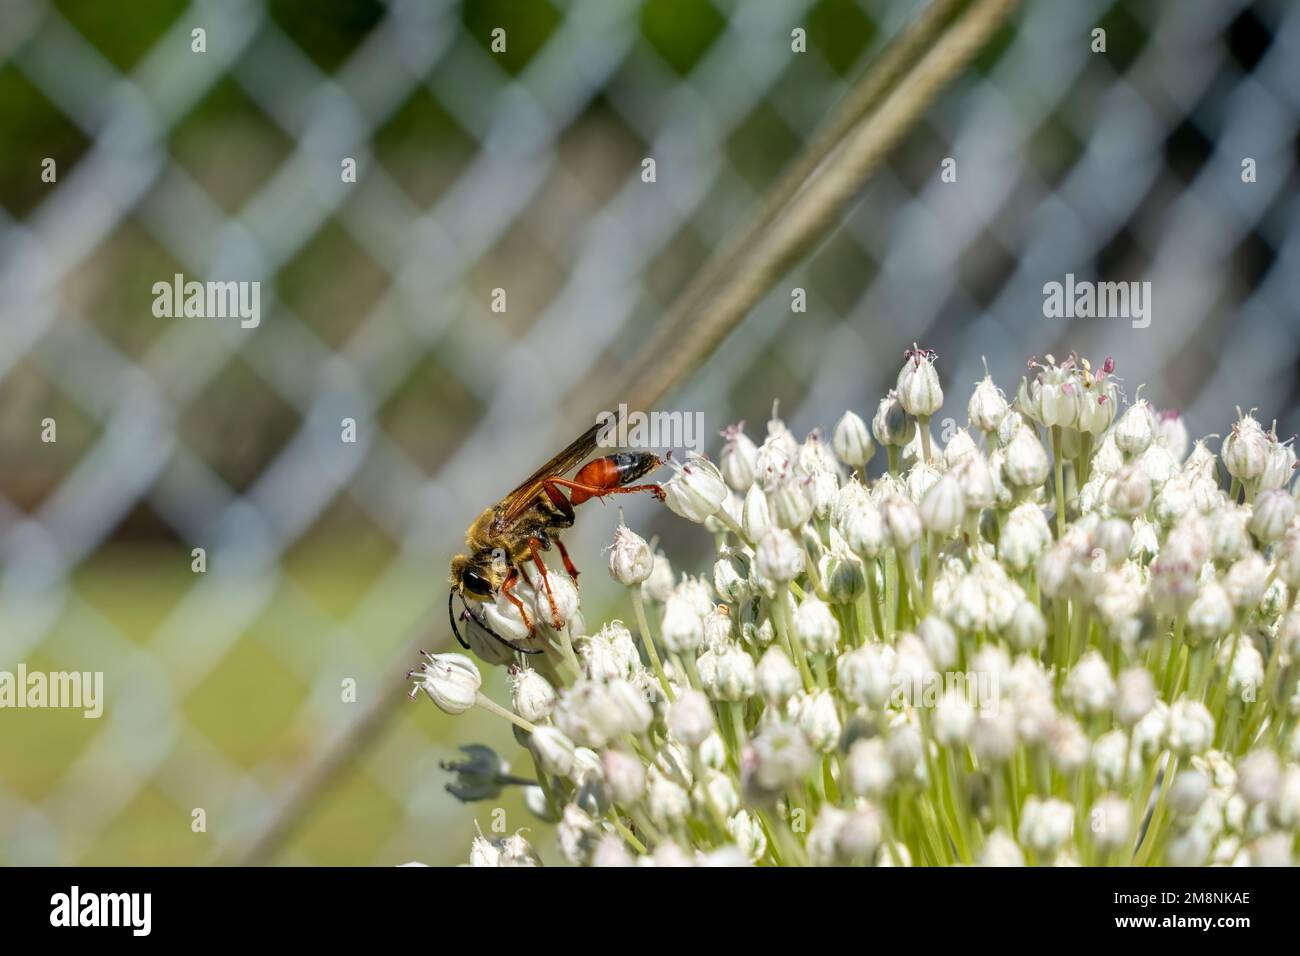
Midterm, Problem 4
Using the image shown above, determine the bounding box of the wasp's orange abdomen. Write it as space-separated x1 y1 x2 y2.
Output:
570 452 661 505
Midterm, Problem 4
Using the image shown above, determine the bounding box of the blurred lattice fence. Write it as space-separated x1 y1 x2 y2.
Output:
0 0 1296 864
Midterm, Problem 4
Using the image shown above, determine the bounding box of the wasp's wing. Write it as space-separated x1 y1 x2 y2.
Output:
490 423 602 534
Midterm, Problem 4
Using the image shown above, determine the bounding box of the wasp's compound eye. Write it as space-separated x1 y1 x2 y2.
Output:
462 569 492 596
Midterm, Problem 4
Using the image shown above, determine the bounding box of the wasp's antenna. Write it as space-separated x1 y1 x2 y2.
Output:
460 594 543 655
448 590 471 650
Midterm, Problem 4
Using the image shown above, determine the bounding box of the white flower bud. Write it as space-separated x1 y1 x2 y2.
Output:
1224 551 1268 609
554 681 625 749
797 689 842 752
1274 766 1300 828
837 644 893 708
897 346 943 418
1115 667 1154 726
510 666 557 723
755 527 804 583
1004 600 1046 652
881 495 922 549
1249 489 1295 543
1221 638 1263 699
1064 650 1116 715
409 652 481 715
1003 428 1049 488
920 472 965 537
668 689 715 747
728 810 768 862
1114 401 1156 458
590 833 634 867
807 805 848 866
978 830 1025 866
1261 438 1296 492
756 645 801 705
647 773 691 829
557 803 598 865
1157 409 1189 461
942 428 978 467
712 551 750 605
695 768 739 820
601 749 646 805
1105 462 1152 517
846 737 894 798
872 392 915 447
640 550 675 604
662 453 726 523
766 474 814 530
1090 730 1135 788
1088 794 1132 853
998 502 1051 572
608 522 654 585
1236 750 1281 805
1223 413 1269 481
918 615 958 670
968 374 1008 433
934 690 975 746
1187 580 1233 642
953 449 995 510
1166 699 1215 756
607 678 653 735
751 721 814 791
530 726 576 776
833 410 875 468
886 718 926 781
839 496 886 559
741 483 772 542
1168 769 1209 817
578 633 625 682
972 709 1017 765
713 643 756 701
1048 717 1088 774
660 593 705 654
720 424 758 492
1018 797 1074 856
793 594 840 655
838 804 884 864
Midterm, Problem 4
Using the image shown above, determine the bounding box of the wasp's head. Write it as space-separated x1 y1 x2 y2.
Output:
449 550 506 599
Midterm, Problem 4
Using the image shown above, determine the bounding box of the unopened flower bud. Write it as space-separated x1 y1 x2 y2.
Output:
751 721 814 791
1114 401 1156 458
756 645 801 704
1223 413 1269 481
793 594 840 655
872 392 915 448
530 726 576 776
510 666 557 723
1088 794 1131 853
1250 489 1295 543
668 689 715 747
608 522 654 585
1003 428 1049 488
767 475 814 530
662 453 726 523
969 374 1008 433
881 495 922 549
1115 667 1154 726
833 410 875 468
409 652 481 715
919 472 965 537
755 527 805 583
897 346 943 418
1018 797 1074 856
601 749 646 805
719 424 758 492
1166 699 1215 756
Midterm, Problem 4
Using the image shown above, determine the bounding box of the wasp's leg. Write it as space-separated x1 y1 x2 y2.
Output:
500 568 534 634
544 475 666 505
528 536 564 629
555 539 580 584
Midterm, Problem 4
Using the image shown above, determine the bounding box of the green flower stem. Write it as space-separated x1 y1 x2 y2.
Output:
918 416 933 464
774 586 816 691
474 692 538 734
896 545 923 620
631 587 675 702
1134 756 1179 866
1051 425 1066 539
609 813 648 854
713 506 754 549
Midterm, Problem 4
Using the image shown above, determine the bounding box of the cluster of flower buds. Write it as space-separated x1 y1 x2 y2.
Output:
415 348 1300 867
